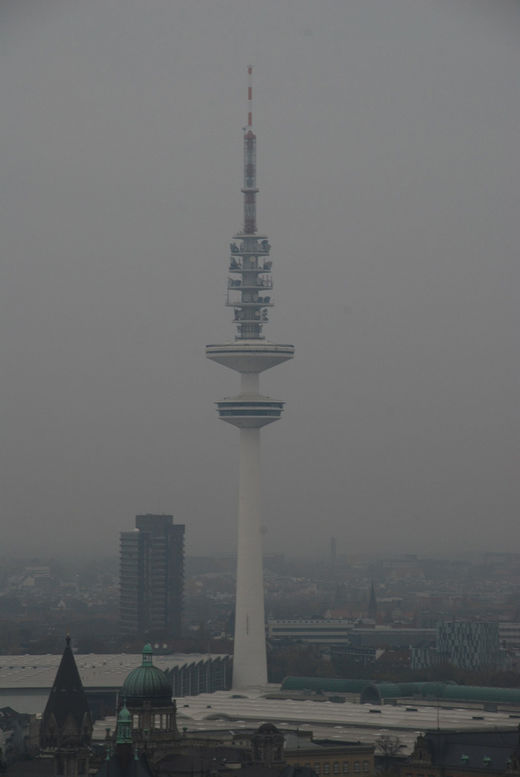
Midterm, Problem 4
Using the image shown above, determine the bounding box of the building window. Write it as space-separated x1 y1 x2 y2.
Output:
354 762 360 773
324 764 330 774
363 762 369 773
334 763 340 774
315 765 321 775
343 763 349 774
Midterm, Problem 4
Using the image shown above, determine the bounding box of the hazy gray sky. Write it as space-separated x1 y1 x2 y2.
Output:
0 0 519 558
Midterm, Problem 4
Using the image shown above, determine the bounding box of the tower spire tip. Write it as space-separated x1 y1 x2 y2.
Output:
247 65 253 128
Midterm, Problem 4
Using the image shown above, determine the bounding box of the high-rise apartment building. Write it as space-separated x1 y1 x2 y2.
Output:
120 514 185 640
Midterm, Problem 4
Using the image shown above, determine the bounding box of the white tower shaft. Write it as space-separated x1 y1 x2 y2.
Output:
233 424 267 687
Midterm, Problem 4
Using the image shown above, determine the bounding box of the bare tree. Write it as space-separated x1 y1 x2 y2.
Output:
376 735 403 774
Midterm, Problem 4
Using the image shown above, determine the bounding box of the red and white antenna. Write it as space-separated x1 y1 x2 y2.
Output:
247 65 253 127
243 65 258 234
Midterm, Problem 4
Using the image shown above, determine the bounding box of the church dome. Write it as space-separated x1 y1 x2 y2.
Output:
121 644 172 707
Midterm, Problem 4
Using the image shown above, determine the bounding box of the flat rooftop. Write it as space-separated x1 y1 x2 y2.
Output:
95 688 520 755
0 653 226 689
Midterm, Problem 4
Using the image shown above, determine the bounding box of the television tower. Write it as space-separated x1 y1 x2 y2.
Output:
206 67 294 688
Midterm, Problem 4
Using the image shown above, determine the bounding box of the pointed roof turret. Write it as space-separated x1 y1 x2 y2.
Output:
116 704 133 745
40 635 92 749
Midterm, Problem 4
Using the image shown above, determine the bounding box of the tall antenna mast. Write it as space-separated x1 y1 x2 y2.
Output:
248 64 253 128
243 65 258 236
206 67 295 688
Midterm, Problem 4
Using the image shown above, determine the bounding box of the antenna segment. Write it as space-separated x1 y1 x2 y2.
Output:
243 66 258 237
247 65 253 127
224 66 274 340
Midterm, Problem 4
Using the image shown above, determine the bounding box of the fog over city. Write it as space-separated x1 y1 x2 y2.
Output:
0 0 518 557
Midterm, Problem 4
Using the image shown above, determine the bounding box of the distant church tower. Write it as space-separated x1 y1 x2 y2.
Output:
40 636 92 777
368 581 377 621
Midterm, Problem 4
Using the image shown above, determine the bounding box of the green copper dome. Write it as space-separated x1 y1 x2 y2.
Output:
121 644 172 707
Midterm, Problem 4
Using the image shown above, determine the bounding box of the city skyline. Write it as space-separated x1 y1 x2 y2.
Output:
0 0 519 558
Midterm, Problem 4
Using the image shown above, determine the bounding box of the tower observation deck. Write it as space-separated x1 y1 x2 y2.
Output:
206 67 294 688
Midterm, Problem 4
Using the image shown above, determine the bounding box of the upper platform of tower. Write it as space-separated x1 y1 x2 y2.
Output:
217 67 293 346
206 341 294 374
206 67 294 363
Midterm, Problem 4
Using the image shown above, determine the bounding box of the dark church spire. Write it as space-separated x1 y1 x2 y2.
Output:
40 635 92 750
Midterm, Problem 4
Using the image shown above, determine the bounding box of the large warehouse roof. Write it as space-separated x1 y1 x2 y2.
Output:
441 686 520 704
281 677 371 693
0 653 227 689
281 677 520 708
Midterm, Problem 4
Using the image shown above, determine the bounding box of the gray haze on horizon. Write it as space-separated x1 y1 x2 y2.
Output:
0 0 518 558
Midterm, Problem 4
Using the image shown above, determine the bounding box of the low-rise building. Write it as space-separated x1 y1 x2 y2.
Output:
284 736 375 777
401 728 520 777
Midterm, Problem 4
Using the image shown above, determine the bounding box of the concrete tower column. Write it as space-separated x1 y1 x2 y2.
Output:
234 425 266 686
